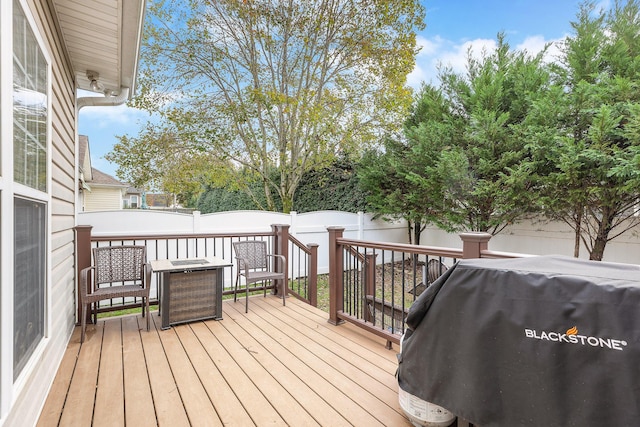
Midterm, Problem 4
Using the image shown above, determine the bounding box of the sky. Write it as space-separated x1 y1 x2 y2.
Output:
78 0 602 179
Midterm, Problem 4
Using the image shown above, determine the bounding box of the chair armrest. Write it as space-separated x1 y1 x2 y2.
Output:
80 266 96 300
266 254 286 270
235 256 249 275
143 262 152 288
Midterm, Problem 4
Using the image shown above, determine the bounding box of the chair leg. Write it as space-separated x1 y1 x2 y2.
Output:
145 296 150 331
234 275 239 303
282 280 286 307
245 281 249 313
81 303 87 343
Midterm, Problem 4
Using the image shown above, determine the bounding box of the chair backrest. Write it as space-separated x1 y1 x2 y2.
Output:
427 259 448 285
233 240 268 270
93 245 146 285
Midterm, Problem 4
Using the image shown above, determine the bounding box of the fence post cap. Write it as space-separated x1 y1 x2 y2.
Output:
459 232 492 242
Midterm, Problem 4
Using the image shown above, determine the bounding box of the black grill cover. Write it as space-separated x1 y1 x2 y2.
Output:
397 256 640 427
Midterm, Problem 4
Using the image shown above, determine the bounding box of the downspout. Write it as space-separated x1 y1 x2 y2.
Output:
77 87 130 110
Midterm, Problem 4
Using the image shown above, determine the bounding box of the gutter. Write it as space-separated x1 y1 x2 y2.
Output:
77 87 130 110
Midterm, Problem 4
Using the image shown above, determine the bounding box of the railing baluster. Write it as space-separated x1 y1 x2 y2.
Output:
81 228 317 317
328 235 466 347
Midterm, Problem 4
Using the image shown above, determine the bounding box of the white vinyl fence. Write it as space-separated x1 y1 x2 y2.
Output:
77 210 409 276
78 210 640 269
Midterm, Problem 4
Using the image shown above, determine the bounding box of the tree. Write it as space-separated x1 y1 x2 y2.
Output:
105 123 227 206
358 83 457 245
294 156 369 213
358 137 433 245
527 0 640 260
126 0 425 213
402 35 549 235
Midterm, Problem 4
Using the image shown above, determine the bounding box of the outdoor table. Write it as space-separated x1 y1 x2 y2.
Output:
150 257 232 329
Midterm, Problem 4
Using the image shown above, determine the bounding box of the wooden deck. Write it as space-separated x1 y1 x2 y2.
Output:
37 296 411 426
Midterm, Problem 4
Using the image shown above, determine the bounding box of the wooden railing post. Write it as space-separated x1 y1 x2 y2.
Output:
363 252 377 323
460 232 493 259
271 224 290 298
74 225 93 325
327 227 345 325
308 243 319 307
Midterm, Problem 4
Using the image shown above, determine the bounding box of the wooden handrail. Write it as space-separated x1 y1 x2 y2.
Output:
326 229 536 350
336 237 463 259
90 231 274 242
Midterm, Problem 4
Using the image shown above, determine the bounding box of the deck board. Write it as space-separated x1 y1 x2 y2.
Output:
158 318 222 426
229 303 382 425
190 320 284 426
138 315 191 427
172 323 255 426
58 321 103 427
224 302 348 426
93 318 124 427
36 327 82 427
211 313 313 426
37 297 412 427
256 297 399 387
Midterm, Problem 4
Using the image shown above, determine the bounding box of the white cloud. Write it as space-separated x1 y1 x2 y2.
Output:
517 35 548 56
517 34 568 64
79 103 147 129
77 88 150 129
415 34 441 57
409 33 571 90
409 37 498 88
441 38 498 72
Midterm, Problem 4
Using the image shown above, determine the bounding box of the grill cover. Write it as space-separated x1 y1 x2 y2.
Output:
397 256 640 427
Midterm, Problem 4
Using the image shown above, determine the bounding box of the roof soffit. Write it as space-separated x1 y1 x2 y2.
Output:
50 0 146 98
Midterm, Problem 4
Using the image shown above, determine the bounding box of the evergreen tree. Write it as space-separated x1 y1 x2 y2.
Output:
526 0 640 260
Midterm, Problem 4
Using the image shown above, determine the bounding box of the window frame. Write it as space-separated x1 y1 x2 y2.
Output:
8 0 53 388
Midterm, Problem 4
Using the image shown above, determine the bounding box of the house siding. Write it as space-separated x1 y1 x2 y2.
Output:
84 187 124 211
2 0 77 425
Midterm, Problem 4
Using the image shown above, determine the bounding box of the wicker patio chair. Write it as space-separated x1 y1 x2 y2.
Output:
407 258 449 298
80 245 151 342
426 258 448 284
233 240 286 313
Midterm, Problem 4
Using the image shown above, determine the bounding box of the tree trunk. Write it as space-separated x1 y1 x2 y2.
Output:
282 196 293 214
573 209 582 258
589 239 606 261
588 208 615 261
413 221 422 246
406 221 413 245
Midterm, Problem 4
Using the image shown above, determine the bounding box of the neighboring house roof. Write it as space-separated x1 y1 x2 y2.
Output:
78 135 93 181
51 0 146 98
126 187 143 195
90 168 128 188
78 135 88 163
78 135 127 191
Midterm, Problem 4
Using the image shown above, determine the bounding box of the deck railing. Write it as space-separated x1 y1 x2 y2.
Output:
74 224 318 322
327 228 521 348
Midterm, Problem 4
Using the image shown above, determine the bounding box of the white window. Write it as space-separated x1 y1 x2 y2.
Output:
13 198 46 378
13 0 47 192
12 0 49 380
130 194 138 208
